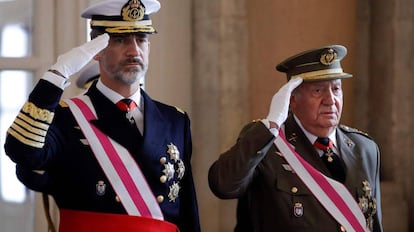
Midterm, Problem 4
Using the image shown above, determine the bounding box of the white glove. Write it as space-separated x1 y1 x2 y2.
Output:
266 77 303 127
50 33 109 78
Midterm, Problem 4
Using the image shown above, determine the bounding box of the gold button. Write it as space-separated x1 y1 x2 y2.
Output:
291 187 298 193
340 225 346 232
157 195 164 203
115 195 121 202
160 157 167 164
160 175 167 183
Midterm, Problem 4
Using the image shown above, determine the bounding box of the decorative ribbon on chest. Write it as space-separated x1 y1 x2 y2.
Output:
65 96 163 220
274 130 370 232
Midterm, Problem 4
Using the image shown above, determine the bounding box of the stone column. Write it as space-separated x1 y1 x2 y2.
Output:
356 0 414 230
192 0 248 231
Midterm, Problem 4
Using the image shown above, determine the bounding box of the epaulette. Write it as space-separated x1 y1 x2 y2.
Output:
59 100 69 107
174 106 185 114
339 124 372 139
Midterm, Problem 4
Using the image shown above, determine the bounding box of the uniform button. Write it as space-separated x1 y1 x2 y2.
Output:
115 195 121 202
291 187 298 193
157 195 164 203
160 157 167 164
340 225 346 232
160 175 167 183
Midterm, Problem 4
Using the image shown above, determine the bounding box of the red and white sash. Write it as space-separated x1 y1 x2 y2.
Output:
65 96 163 220
274 130 369 232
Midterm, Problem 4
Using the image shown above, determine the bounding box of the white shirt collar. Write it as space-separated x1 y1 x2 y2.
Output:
293 114 337 148
96 79 142 108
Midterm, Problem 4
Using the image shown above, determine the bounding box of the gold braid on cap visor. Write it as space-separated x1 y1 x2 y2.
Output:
91 19 155 33
291 68 344 80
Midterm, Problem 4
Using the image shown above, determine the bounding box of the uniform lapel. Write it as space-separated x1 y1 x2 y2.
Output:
85 83 142 151
336 130 366 188
284 115 331 176
140 90 169 155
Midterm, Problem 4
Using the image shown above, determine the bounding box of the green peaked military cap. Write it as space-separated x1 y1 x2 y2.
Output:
276 45 353 81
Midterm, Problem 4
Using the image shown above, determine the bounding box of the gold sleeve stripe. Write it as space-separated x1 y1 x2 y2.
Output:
14 118 47 137
21 102 55 124
10 123 46 143
32 170 46 174
17 112 50 130
7 128 44 148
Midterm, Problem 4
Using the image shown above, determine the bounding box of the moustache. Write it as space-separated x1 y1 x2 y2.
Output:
123 57 144 66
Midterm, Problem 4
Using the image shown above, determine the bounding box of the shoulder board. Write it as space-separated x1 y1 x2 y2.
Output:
252 118 264 123
59 100 69 107
174 106 185 114
339 124 372 139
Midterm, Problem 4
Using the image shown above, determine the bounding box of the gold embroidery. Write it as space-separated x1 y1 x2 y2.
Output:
17 113 50 130
10 123 45 143
14 118 47 137
122 0 145 21
21 102 54 124
105 26 155 34
7 128 44 148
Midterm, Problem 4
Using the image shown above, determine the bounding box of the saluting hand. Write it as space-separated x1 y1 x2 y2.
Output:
50 33 109 78
266 77 303 128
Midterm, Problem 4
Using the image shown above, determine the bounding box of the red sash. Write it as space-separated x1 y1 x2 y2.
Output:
275 130 369 232
59 209 179 232
65 96 163 219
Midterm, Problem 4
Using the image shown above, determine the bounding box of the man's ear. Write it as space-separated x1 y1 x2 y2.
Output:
93 53 101 61
289 94 297 109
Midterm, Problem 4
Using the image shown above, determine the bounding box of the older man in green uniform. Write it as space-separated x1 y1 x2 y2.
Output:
209 45 383 232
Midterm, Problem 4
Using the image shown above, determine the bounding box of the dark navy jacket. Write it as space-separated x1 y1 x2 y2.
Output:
5 79 200 232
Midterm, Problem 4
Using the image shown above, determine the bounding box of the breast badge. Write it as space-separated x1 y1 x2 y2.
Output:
168 182 180 202
167 143 180 161
358 180 377 230
96 180 106 196
177 160 185 179
162 162 175 181
293 202 304 217
161 143 186 202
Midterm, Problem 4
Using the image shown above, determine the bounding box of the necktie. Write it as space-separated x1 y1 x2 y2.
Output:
314 137 346 183
116 98 137 124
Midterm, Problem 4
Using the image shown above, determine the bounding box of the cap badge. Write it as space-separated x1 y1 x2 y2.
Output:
320 48 338 66
122 0 145 22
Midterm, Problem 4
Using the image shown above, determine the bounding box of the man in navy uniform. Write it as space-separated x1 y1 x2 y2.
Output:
76 61 100 90
209 45 383 231
4 0 200 231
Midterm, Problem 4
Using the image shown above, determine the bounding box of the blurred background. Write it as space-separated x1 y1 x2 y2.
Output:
0 0 412 231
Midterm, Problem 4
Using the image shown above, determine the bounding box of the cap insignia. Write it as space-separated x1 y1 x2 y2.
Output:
320 48 337 66
122 0 145 22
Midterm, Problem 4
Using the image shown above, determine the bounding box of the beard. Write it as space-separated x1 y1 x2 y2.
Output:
111 57 147 85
